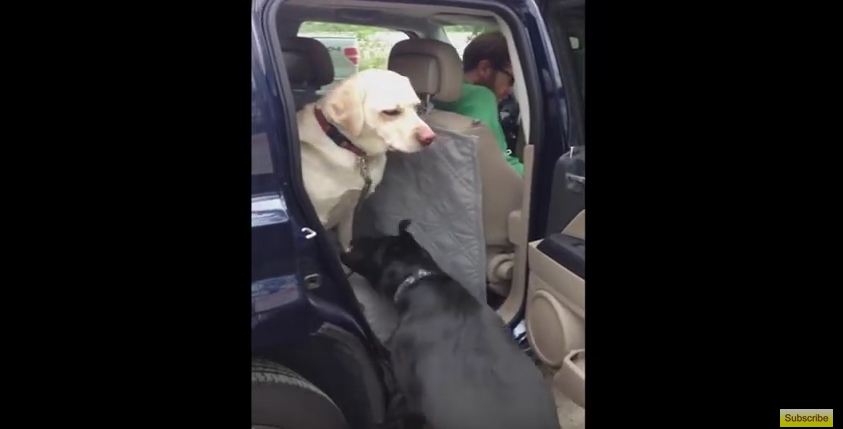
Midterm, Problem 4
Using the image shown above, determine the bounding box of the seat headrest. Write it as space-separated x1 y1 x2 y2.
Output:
388 39 463 103
281 37 334 87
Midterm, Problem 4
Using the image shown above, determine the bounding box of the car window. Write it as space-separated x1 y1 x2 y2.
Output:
298 22 409 93
252 72 276 194
569 35 584 99
543 4 585 150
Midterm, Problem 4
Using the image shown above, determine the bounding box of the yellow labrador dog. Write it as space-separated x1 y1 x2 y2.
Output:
297 69 436 250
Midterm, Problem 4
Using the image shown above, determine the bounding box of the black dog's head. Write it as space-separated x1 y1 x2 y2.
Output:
341 219 437 298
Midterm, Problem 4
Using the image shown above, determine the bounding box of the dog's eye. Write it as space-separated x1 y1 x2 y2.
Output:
382 109 401 116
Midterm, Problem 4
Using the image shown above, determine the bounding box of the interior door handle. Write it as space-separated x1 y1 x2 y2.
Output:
565 173 585 185
565 173 585 195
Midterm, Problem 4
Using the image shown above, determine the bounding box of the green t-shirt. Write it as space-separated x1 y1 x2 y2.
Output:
434 83 524 176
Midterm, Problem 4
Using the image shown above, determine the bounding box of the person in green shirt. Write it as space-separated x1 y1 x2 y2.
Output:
435 32 524 175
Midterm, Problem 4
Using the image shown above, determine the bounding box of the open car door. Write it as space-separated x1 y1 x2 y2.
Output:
524 0 586 408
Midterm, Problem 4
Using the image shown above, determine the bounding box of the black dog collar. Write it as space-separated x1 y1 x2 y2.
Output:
393 269 441 302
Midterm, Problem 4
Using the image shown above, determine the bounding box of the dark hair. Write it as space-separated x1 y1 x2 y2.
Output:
462 31 510 72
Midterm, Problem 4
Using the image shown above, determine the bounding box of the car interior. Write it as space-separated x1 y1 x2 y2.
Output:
267 0 586 422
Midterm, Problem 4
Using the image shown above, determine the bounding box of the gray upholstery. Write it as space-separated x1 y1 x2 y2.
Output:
353 126 487 303
348 273 399 343
388 39 523 250
421 110 523 248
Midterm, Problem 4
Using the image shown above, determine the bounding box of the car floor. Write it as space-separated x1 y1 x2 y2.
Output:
540 364 585 429
348 273 585 429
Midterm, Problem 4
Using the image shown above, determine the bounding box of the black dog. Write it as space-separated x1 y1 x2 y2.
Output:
341 220 559 429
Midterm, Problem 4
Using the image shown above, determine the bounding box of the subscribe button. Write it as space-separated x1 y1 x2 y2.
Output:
780 409 833 427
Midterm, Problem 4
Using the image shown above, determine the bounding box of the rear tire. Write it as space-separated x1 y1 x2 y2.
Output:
252 359 348 429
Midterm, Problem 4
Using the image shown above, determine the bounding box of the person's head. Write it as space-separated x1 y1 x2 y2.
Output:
462 32 514 101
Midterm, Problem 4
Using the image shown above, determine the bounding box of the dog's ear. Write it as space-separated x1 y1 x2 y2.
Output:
398 219 412 235
323 78 365 137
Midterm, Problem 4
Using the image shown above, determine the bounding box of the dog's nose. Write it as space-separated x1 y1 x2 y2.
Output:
416 126 436 146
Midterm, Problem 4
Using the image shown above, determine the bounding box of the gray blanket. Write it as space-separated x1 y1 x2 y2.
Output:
353 127 487 303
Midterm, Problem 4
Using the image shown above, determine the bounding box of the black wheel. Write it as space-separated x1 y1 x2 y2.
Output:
252 359 348 429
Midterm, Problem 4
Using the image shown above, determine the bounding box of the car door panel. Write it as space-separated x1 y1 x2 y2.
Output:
523 0 586 409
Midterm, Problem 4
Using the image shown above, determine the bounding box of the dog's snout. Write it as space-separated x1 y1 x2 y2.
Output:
416 126 436 146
